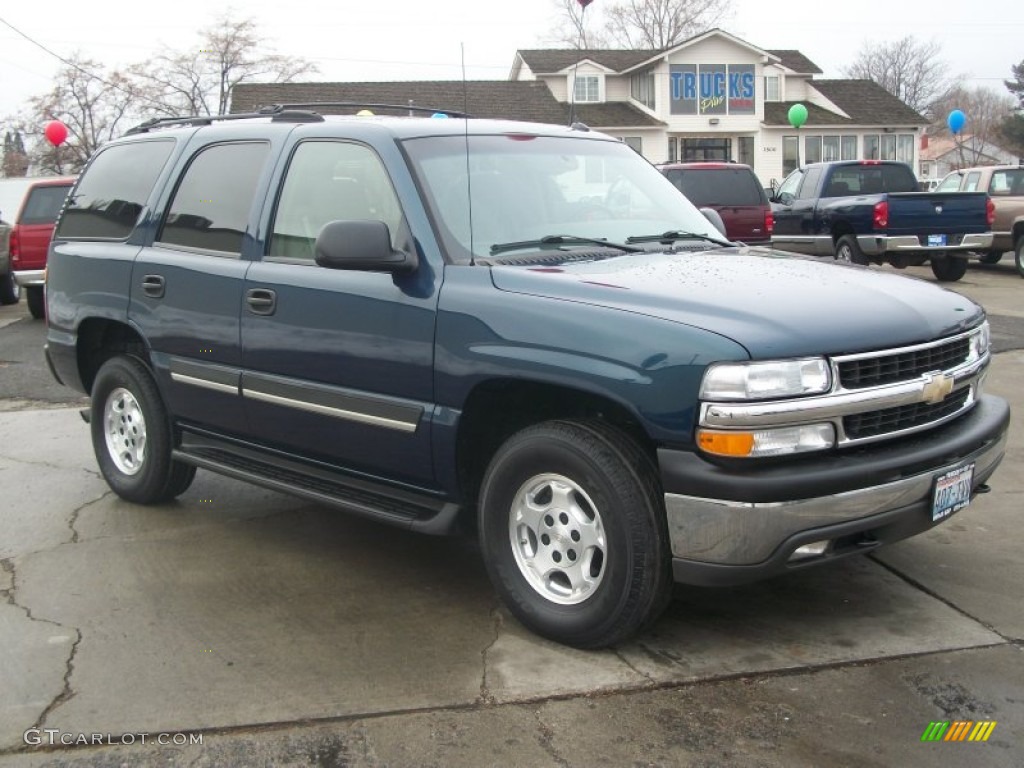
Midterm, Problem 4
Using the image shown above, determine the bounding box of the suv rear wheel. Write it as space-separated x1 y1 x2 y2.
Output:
91 355 196 504
478 419 671 648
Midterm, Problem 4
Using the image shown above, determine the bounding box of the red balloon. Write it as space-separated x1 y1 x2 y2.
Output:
44 120 68 147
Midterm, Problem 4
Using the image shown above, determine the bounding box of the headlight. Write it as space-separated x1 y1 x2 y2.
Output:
971 322 990 358
698 424 836 458
700 358 831 401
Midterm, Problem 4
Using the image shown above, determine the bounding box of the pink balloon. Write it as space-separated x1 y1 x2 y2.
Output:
44 120 68 147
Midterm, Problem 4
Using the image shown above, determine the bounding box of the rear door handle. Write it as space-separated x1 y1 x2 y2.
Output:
141 274 165 298
245 288 277 316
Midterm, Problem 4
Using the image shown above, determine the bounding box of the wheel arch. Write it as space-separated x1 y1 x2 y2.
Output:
76 317 150 394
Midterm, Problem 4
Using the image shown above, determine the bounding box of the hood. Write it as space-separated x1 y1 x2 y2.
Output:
488 247 984 359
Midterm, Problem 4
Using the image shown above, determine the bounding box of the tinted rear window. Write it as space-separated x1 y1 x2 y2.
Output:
664 168 766 207
822 164 918 196
19 185 72 225
57 139 175 240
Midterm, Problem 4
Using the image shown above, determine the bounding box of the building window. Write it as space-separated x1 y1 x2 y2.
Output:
804 135 822 164
863 135 880 160
573 75 600 103
822 136 840 162
841 135 857 160
667 137 678 162
881 134 897 161
783 135 799 175
622 136 643 154
738 136 754 166
897 134 914 163
764 76 780 102
631 70 655 110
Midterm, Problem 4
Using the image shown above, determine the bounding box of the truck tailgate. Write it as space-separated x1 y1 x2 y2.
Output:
886 192 989 237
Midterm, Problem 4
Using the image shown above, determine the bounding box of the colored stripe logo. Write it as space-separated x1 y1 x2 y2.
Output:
921 721 997 742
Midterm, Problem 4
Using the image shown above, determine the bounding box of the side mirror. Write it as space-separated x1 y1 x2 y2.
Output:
699 207 728 238
314 219 417 273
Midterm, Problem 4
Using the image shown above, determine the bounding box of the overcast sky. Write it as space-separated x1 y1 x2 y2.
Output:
0 0 1020 126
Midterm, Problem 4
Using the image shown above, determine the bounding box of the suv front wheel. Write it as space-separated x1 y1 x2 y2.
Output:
478 419 671 648
91 355 196 503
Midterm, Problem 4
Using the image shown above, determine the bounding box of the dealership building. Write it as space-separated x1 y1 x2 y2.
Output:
232 28 928 188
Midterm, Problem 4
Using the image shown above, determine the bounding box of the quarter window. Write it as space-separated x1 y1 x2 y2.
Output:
56 140 175 240
269 141 404 261
159 142 270 254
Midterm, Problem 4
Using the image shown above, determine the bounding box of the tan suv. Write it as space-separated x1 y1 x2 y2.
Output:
936 165 1024 277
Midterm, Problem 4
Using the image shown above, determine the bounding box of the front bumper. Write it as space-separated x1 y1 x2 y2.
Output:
14 269 45 287
661 394 1009 586
857 232 993 256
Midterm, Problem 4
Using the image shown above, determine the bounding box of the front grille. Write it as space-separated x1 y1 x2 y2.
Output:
843 388 969 439
838 337 970 389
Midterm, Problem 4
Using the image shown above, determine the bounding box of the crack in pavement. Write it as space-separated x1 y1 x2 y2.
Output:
1 556 85 731
68 490 115 546
613 647 657 686
478 603 503 706
532 706 570 768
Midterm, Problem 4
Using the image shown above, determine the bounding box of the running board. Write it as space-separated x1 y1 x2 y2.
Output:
173 432 461 535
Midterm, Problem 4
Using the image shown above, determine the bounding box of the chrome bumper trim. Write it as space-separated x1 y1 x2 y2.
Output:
14 269 45 287
857 233 993 255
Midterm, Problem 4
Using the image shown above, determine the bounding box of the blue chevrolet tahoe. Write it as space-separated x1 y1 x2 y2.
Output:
44 107 1010 648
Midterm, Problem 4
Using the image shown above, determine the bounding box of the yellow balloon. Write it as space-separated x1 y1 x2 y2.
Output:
356 109 375 116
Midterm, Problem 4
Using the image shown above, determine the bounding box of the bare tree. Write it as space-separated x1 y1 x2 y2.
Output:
998 59 1024 158
844 36 952 114
928 84 1016 163
27 55 140 174
545 0 611 48
2 130 29 177
131 16 317 117
548 0 729 50
604 0 731 49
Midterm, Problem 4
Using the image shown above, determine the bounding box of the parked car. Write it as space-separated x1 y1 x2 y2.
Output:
10 176 75 318
935 165 1024 275
657 162 773 245
46 108 1009 648
770 160 994 281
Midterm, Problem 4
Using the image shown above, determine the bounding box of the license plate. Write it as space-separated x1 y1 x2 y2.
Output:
931 463 974 521
927 234 947 247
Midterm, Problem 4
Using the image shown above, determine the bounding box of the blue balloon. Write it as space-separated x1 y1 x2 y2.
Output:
431 112 449 119
947 109 966 134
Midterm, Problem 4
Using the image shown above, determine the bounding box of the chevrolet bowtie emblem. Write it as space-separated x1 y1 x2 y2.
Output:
921 372 955 404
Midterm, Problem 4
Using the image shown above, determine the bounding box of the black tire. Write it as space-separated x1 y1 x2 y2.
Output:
478 419 671 649
979 250 1003 265
90 355 195 503
0 269 19 305
1015 238 1024 279
26 286 45 319
834 235 869 266
930 256 968 282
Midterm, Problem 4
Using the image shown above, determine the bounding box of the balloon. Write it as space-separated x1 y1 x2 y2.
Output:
431 112 449 119
356 109 375 116
787 103 808 129
44 120 68 146
947 109 966 135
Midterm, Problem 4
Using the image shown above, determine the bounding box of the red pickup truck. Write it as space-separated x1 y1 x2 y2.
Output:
10 176 75 318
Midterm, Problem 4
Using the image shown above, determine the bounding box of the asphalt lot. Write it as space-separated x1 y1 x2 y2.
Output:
0 260 1022 767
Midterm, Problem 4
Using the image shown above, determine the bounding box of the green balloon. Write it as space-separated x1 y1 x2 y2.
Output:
788 103 808 129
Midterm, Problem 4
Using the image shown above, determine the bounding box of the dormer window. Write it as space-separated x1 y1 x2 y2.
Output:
764 76 780 102
573 75 601 103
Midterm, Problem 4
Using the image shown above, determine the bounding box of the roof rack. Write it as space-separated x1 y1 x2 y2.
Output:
125 105 324 134
124 102 472 135
263 102 472 118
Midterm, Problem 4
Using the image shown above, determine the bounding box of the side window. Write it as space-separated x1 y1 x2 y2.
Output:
936 173 963 192
964 172 982 192
797 167 822 199
269 141 404 261
158 142 270 254
776 168 803 200
56 140 174 240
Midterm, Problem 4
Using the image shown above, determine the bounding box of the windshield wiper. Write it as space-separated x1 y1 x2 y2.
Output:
625 230 733 247
490 234 643 256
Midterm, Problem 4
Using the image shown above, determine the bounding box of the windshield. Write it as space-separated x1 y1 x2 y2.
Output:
403 133 719 263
